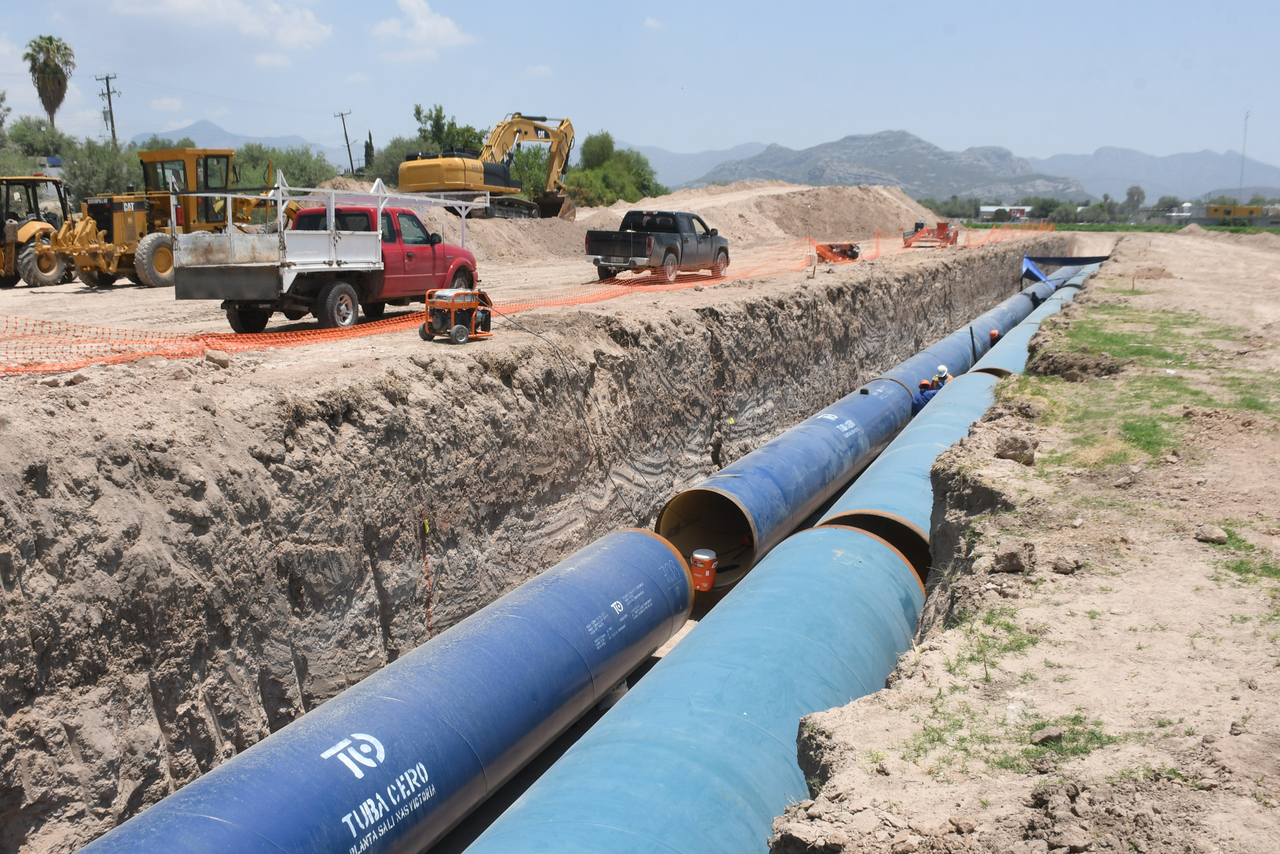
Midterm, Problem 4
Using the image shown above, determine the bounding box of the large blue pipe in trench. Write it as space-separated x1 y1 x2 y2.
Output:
821 265 1098 572
462 264 1101 854
462 526 925 854
655 279 1061 584
78 529 692 854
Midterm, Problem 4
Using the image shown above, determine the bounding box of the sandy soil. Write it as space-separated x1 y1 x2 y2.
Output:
769 229 1280 854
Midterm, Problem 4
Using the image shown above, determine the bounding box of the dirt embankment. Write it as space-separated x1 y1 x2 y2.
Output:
769 231 1280 854
413 181 935 264
0 236 1063 853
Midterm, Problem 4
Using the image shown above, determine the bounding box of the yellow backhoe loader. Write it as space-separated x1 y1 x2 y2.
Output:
397 113 576 220
42 148 261 288
0 175 71 288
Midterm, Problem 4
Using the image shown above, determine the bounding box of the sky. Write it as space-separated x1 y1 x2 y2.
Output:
2 0 1277 169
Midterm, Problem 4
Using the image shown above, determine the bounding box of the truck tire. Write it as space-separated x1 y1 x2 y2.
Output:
0 275 19 289
227 303 271 334
449 324 469 345
17 239 65 287
597 265 614 281
712 250 729 278
661 251 678 284
362 301 386 319
449 270 470 289
134 233 176 288
316 281 358 329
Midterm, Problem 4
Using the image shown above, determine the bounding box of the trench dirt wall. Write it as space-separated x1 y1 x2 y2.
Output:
0 236 1064 853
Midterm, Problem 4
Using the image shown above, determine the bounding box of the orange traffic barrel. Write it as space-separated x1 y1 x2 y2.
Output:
691 549 718 592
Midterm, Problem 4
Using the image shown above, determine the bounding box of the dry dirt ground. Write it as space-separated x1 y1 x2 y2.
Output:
770 228 1280 854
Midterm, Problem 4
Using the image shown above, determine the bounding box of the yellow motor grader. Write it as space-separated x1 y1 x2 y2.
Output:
43 148 260 288
0 175 71 288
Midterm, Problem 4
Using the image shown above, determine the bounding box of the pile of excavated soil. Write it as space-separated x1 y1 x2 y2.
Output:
577 182 936 246
315 177 376 192
262 181 935 267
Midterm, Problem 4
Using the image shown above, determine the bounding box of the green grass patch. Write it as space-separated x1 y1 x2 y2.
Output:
1120 416 1173 455
1222 555 1280 581
989 711 1120 772
945 606 1046 680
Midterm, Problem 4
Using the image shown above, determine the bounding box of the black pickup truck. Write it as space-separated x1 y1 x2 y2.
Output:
586 210 730 282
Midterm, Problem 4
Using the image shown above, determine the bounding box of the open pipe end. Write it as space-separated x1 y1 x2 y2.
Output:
655 488 758 590
821 511 930 586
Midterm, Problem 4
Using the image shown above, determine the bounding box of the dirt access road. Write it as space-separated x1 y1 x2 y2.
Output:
770 227 1280 854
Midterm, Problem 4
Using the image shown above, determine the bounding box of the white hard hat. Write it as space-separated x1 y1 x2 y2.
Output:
936 365 948 375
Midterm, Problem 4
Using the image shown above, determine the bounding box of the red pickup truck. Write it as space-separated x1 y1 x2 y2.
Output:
175 203 479 333
284 205 478 329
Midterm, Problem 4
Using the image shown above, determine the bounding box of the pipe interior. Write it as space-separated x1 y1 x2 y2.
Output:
657 489 756 588
824 512 930 584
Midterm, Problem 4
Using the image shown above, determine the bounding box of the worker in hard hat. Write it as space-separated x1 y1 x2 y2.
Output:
990 329 1001 346
911 379 938 415
930 365 951 390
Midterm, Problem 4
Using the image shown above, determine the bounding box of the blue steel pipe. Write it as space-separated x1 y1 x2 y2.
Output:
461 526 924 854
656 283 1054 582
822 266 1100 574
819 372 1000 576
79 529 692 854
972 265 1099 378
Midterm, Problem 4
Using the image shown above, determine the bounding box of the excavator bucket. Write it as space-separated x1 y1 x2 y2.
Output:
536 193 576 222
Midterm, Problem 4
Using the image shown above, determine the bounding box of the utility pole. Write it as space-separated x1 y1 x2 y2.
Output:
96 74 121 147
1239 110 1249 205
335 110 355 175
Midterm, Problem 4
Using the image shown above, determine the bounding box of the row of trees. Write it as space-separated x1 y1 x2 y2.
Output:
922 185 1280 225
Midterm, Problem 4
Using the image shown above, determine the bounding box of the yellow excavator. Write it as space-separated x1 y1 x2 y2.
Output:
398 113 576 220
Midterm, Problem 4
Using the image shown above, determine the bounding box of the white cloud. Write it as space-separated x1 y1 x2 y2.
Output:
111 1 332 50
346 72 370 83
254 53 291 68
644 17 665 29
150 97 183 112
373 0 474 60
525 64 553 78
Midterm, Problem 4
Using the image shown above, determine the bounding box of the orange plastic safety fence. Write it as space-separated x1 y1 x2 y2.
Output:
0 226 1049 375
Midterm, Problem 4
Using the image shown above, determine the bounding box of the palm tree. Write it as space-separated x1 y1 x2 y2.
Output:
23 36 76 128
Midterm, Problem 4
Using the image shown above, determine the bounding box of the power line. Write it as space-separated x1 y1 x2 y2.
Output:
95 73 121 146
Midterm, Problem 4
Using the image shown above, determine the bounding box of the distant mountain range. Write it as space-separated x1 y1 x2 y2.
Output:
129 120 350 169
135 123 1280 205
691 131 1089 201
1027 147 1280 202
617 141 768 189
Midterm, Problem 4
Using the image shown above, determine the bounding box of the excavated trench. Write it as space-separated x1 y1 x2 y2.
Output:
0 236 1064 853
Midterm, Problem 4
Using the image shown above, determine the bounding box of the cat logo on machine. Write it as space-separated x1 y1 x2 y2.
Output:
322 734 386 779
